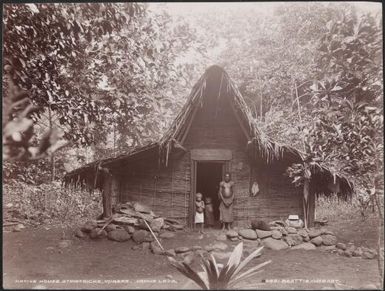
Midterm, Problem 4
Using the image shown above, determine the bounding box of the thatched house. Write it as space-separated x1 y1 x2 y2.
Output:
64 65 353 227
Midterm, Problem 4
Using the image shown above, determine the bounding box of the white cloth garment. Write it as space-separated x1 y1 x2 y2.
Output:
195 212 204 224
251 182 259 196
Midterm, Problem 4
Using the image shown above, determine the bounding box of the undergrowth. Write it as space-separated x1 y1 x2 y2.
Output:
315 194 378 222
3 180 102 237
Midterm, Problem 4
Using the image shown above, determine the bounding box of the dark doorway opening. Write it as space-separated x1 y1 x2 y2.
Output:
196 162 224 225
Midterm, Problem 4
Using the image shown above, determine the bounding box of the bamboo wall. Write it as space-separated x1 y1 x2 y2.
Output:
118 90 303 227
234 162 303 227
119 153 191 225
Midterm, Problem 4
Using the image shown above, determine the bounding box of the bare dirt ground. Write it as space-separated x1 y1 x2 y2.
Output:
3 216 382 290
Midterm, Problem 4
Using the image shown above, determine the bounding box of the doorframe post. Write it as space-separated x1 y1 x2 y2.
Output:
189 160 197 228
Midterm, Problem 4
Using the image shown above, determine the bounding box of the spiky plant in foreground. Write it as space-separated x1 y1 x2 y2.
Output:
168 242 271 289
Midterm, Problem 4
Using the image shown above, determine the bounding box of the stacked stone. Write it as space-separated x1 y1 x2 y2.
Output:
74 202 184 253
223 219 378 260
335 242 378 259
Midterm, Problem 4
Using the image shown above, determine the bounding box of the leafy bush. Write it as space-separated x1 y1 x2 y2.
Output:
3 180 102 227
316 194 377 221
3 159 51 185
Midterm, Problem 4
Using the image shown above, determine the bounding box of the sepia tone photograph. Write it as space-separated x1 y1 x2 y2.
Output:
2 1 384 290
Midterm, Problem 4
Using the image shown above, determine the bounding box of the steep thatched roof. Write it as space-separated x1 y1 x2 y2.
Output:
158 65 302 164
64 65 354 198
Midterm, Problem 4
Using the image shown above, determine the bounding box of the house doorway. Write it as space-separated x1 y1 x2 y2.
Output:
196 162 224 225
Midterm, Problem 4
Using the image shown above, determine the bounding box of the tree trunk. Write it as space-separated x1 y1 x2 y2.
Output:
50 154 55 182
102 172 113 218
375 192 384 285
294 81 307 151
303 179 310 229
113 120 116 157
372 141 384 285
260 92 263 121
48 106 55 182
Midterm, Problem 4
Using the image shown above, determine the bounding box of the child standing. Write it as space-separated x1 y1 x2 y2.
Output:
204 197 215 228
195 193 205 233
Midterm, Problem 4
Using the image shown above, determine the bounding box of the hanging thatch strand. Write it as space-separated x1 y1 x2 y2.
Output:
64 65 354 198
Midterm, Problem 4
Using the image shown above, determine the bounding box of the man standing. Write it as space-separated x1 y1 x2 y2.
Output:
218 172 234 230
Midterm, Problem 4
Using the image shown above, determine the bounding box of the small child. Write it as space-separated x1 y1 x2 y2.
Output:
195 193 205 233
204 197 215 228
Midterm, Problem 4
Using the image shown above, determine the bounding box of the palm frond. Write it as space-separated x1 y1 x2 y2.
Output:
201 256 218 288
231 246 264 279
168 242 270 290
168 257 192 279
224 241 243 270
167 257 208 290
199 263 211 288
217 242 243 286
208 253 220 276
229 269 265 288
233 259 272 283
181 261 209 290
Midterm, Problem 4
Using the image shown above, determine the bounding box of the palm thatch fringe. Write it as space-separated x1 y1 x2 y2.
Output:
64 65 354 198
63 142 158 187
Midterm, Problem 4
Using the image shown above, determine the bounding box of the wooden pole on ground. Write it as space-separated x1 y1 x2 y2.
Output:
303 179 310 229
140 214 164 251
97 216 114 235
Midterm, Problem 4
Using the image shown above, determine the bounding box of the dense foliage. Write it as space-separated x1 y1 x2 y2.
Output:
3 3 383 222
285 8 383 210
3 3 207 161
3 180 102 227
193 3 382 208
